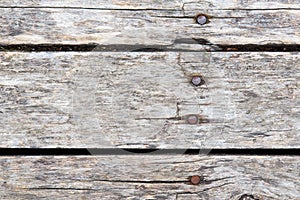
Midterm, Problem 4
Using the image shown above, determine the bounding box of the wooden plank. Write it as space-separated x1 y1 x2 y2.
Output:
1 0 299 9
0 5 299 45
0 52 298 148
0 155 299 199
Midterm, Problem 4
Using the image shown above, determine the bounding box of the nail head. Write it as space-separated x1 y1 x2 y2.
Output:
190 175 202 185
187 115 199 124
191 76 203 86
239 194 258 200
196 14 208 25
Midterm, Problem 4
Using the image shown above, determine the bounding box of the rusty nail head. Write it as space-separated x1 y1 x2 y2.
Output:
187 115 199 124
191 75 203 86
195 14 208 25
190 175 202 185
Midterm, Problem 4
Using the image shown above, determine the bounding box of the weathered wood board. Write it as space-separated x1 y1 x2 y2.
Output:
0 156 299 199
0 1 299 199
0 52 298 148
0 0 299 45
1 0 300 9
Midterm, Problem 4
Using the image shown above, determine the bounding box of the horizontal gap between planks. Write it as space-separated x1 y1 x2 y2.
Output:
0 148 299 156
0 43 300 52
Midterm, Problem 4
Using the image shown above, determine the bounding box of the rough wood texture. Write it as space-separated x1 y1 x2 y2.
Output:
0 156 299 199
0 52 298 148
0 0 299 45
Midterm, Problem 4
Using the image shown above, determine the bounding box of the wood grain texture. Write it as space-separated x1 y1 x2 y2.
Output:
0 52 298 148
0 0 299 45
0 155 299 199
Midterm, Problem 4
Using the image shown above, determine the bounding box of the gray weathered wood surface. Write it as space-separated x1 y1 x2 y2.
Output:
0 0 299 45
0 156 299 199
0 52 298 148
0 0 299 199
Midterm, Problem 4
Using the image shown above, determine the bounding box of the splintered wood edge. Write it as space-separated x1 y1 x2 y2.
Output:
0 52 299 148
0 155 299 199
